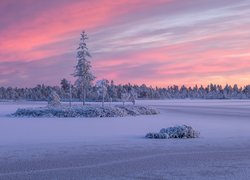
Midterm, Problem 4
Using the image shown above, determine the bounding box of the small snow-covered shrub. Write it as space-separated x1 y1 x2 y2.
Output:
12 105 158 118
146 125 200 139
145 132 169 139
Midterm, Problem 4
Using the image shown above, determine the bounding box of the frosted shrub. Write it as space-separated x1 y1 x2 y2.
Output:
146 125 199 139
145 132 169 139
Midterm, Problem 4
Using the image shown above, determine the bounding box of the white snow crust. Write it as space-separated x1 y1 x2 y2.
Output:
0 100 250 179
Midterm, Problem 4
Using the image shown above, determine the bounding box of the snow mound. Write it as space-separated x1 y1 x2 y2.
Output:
146 125 200 139
12 105 159 118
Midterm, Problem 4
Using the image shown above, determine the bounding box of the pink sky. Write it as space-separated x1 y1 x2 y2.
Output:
0 0 250 87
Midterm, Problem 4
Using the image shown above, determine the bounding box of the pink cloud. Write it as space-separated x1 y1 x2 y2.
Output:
1 0 250 87
0 0 171 62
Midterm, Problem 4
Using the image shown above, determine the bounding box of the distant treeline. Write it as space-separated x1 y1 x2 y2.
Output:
0 79 250 101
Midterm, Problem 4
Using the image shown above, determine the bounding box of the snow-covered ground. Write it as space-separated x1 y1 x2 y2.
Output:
0 100 250 179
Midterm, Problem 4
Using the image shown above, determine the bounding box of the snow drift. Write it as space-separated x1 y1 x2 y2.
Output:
146 125 200 139
12 105 159 118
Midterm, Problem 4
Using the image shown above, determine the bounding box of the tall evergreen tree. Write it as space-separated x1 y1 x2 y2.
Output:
73 31 95 105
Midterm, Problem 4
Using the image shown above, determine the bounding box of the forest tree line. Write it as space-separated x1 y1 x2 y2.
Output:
0 79 250 101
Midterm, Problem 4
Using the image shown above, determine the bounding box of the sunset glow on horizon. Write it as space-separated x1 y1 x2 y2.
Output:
1 0 250 87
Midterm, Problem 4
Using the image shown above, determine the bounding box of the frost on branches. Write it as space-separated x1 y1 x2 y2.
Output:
146 125 200 139
73 31 95 105
1 83 250 101
96 79 109 107
48 91 61 107
121 89 137 106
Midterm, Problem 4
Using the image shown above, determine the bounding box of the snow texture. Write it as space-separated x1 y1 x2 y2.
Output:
12 105 159 118
145 125 200 139
1 100 250 179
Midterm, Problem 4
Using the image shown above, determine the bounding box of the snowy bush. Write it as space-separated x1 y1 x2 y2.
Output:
12 105 158 118
146 125 199 139
145 132 169 139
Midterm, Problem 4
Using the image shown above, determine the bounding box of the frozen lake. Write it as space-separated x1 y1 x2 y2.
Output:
0 100 250 179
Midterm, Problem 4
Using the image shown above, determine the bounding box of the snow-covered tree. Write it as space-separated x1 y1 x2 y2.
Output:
121 88 137 106
107 80 118 102
232 84 239 99
96 79 109 107
60 78 70 92
129 88 137 105
121 92 130 106
73 31 95 105
243 85 250 98
48 90 61 107
1 83 250 101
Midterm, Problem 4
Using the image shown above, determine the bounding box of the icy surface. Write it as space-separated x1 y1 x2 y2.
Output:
0 100 250 179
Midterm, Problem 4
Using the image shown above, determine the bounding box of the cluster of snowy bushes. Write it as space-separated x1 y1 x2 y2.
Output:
146 125 200 139
12 105 158 118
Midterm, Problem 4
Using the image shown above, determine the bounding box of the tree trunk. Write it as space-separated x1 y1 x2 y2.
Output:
102 93 104 107
69 84 72 108
82 86 86 106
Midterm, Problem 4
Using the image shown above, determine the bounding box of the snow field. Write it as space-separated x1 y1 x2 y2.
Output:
0 100 250 179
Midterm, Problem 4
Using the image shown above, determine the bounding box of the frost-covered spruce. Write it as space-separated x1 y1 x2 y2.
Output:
146 125 199 139
73 31 95 105
48 91 61 107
